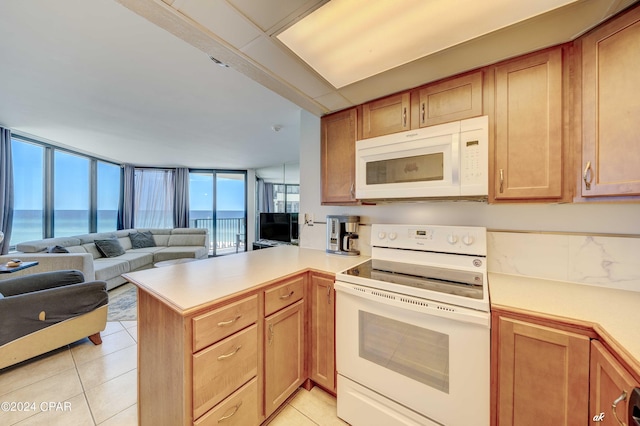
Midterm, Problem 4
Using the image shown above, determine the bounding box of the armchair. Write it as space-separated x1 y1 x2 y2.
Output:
0 270 108 370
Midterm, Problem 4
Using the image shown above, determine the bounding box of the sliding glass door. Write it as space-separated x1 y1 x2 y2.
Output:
189 171 246 256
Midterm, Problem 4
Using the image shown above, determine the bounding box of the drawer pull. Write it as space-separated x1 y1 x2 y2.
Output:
217 345 242 361
217 315 242 327
218 401 242 422
279 290 294 300
612 390 627 426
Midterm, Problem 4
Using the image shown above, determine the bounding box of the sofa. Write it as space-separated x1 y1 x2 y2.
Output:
1 228 208 290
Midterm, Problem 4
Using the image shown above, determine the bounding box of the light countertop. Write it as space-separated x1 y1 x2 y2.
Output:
123 245 367 315
489 272 640 365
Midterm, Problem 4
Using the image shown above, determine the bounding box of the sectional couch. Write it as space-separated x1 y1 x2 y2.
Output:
0 228 209 290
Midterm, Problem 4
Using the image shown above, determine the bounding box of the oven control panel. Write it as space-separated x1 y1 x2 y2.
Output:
372 224 486 256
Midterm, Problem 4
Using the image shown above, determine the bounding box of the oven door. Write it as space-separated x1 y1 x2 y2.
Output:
355 121 460 199
335 281 490 426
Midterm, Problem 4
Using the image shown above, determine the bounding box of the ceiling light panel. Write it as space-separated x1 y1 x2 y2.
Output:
277 0 578 88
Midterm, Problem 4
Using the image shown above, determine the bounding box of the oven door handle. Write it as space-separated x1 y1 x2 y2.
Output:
335 281 490 328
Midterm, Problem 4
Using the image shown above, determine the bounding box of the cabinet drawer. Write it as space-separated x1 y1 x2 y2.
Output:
193 324 258 419
194 377 258 426
193 295 257 352
264 275 304 316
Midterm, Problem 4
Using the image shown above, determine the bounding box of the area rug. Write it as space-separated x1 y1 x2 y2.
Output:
107 283 137 321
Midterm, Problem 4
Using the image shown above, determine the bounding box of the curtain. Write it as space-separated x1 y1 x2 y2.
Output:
257 178 274 213
117 164 135 230
173 167 190 228
0 127 13 254
134 169 174 228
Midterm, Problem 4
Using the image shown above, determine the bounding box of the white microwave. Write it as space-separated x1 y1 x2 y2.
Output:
355 115 488 200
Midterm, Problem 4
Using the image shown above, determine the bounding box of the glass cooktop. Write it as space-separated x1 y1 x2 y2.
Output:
342 259 484 300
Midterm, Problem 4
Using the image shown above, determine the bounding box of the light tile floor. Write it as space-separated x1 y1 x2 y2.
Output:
0 321 346 425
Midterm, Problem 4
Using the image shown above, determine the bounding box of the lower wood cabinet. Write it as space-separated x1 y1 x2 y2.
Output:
494 315 590 426
309 272 336 393
264 299 305 417
590 340 640 426
493 309 640 426
137 271 334 426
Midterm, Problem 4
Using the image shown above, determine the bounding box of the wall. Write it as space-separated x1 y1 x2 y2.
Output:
298 110 640 290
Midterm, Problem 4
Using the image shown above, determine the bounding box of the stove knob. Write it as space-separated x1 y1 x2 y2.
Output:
388 232 397 241
378 231 386 240
447 234 459 244
462 234 474 245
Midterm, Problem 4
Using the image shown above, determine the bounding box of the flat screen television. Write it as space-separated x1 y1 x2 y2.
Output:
259 213 298 243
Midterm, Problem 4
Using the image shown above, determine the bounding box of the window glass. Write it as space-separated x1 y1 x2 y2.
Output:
54 151 90 236
189 172 214 253
97 162 121 232
10 139 45 246
216 173 246 255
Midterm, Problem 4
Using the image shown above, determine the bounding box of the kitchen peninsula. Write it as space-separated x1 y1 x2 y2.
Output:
122 246 366 426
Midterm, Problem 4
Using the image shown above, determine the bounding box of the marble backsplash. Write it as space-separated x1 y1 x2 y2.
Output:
488 231 640 292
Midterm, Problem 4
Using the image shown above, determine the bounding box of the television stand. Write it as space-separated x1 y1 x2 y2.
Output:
252 239 298 250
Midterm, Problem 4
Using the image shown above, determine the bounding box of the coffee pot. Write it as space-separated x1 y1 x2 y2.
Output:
326 215 360 256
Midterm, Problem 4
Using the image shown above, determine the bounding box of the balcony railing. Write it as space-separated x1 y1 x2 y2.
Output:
190 217 246 255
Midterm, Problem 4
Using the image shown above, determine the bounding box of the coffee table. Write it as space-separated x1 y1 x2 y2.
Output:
0 261 39 273
153 258 198 268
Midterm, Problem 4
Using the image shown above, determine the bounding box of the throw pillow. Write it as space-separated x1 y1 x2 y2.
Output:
129 231 156 249
94 237 126 258
47 245 69 253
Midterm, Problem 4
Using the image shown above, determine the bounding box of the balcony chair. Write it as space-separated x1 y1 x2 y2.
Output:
0 269 108 370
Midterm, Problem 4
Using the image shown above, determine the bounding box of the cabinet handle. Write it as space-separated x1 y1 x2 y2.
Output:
499 169 504 193
279 290 294 300
327 285 331 304
403 107 407 127
217 345 242 361
218 401 242 422
217 314 242 327
583 161 592 190
612 390 627 426
268 324 274 345
350 182 355 199
421 103 425 124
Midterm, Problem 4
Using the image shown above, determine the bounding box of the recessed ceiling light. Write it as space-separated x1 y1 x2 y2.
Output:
277 0 578 88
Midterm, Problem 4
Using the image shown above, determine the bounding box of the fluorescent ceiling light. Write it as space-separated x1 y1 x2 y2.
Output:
278 0 577 88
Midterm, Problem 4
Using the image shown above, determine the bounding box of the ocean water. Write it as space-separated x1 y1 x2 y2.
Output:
10 210 245 248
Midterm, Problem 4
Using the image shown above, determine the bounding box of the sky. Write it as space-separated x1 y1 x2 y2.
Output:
12 139 246 212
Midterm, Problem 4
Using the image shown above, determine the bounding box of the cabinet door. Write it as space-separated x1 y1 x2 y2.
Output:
493 48 564 201
321 108 358 204
361 92 410 138
590 340 640 426
496 316 590 426
264 300 305 417
418 71 483 127
309 273 335 392
581 7 640 197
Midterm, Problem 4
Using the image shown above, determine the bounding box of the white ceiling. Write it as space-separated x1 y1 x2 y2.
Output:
0 0 304 169
1 0 638 170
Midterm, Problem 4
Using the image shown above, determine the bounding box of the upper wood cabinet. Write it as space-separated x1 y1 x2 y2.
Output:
361 92 410 138
418 71 483 127
492 47 567 202
494 314 590 426
321 108 358 204
580 6 640 198
590 340 640 426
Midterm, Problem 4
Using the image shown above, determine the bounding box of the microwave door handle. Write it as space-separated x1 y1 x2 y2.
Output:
451 133 460 185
